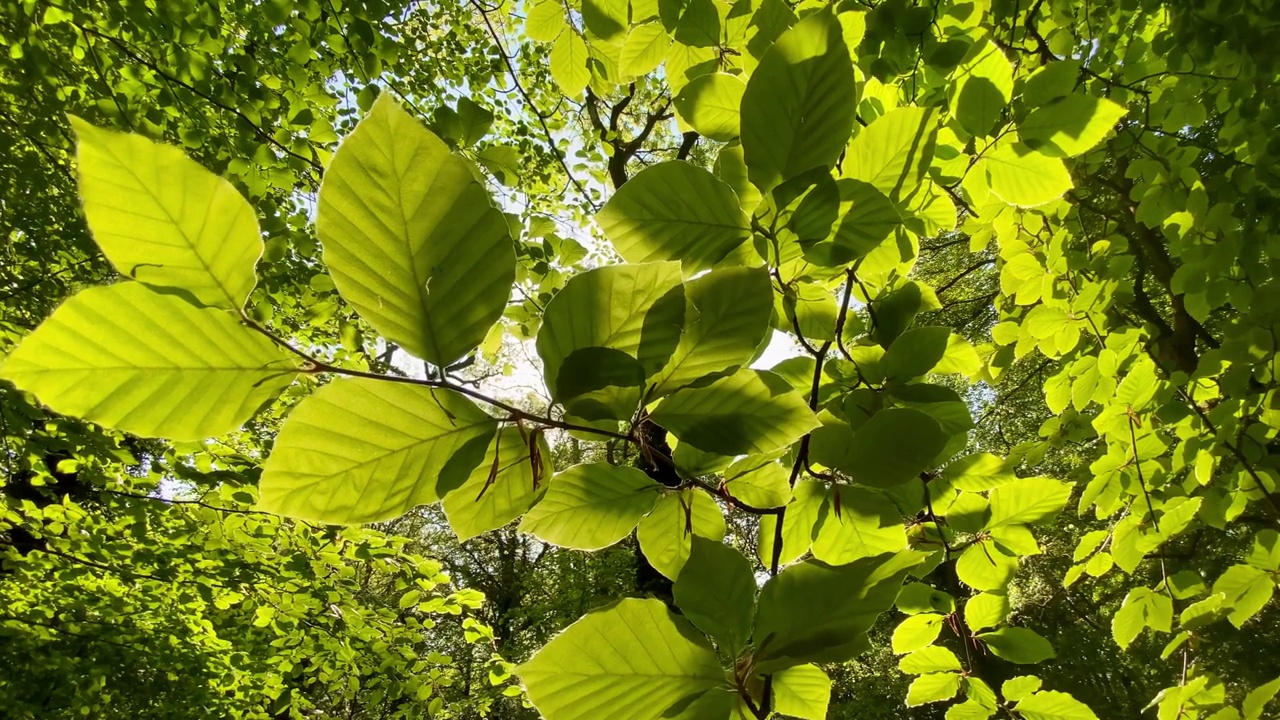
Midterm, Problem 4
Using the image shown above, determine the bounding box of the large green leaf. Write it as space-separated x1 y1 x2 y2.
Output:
537 263 685 419
1014 691 1098 720
982 143 1073 207
906 673 961 707
650 266 773 397
673 72 746 142
636 489 726 580
811 486 907 563
257 379 495 523
956 541 1018 591
753 551 923 672
620 22 671 76
882 326 951 380
0 283 297 441
525 0 566 41
740 7 857 192
582 0 629 40
804 180 901 266
518 598 726 720
317 95 515 366
70 118 262 310
758 479 828 567
1111 587 1173 649
551 32 591 96
596 162 751 274
651 368 821 456
519 463 661 550
949 38 1013 137
986 478 1073 528
673 537 756 654
442 427 552 542
772 664 832 720
841 107 938 200
1018 94 1127 158
977 627 1055 664
722 454 791 508
810 409 946 487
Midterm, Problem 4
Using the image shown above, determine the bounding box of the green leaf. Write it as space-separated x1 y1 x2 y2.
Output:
1244 677 1280 720
0 283 296 441
651 369 820 456
891 613 944 654
944 453 1016 492
1014 691 1099 720
537 262 685 419
69 117 262 310
811 409 947 487
986 478 1073 528
596 162 751 274
1022 60 1081 107
740 8 857 192
907 673 961 707
673 73 746 142
637 490 726 580
805 180 901 266
442 427 552 542
900 646 962 675
1247 529 1280 571
619 22 671 76
896 583 956 615
1019 94 1127 157
1212 564 1276 628
673 0 719 46
1002 676 1043 703
258 379 495 523
551 32 591 96
772 664 831 720
753 551 923 672
518 598 725 720
318 95 515 366
956 541 1018 591
1111 587 1173 649
964 592 1010 632
651 266 773 397
811 486 907 563
581 0 628 40
673 537 756 654
525 0 566 41
519 463 660 550
982 144 1073 207
723 455 791 508
949 39 1013 137
841 107 938 200
455 96 495 146
978 627 1055 664
715 142 762 213
758 479 827 567
883 327 951 380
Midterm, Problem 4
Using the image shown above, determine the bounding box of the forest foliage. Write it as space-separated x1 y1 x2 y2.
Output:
2 0 1279 719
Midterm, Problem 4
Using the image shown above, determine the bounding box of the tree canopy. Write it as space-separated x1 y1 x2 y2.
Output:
2 0 1280 719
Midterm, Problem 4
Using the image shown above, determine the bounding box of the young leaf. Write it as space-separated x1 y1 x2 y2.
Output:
841 107 938 200
772 664 832 720
551 32 591 97
759 479 829 567
596 162 751 274
982 143 1073 207
1018 94 1127 157
525 0 566 41
956 541 1018 591
651 368 821 456
977 627 1056 664
810 409 947 487
891 613 944 654
636 490 726 580
986 478 1073 528
673 72 746 142
537 262 685 419
258 379 496 523
0 283 297 441
740 7 857 192
949 38 1013 137
518 598 727 720
69 118 262 311
673 537 756 654
519 463 661 550
442 427 553 542
811 486 907 563
650 266 773 397
944 453 1016 492
1111 587 1173 649
964 592 1010 632
753 551 924 672
619 22 671 77
317 94 515 366
899 646 962 675
1212 564 1276 628
906 672 961 707
882 326 951 380
1014 691 1099 720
